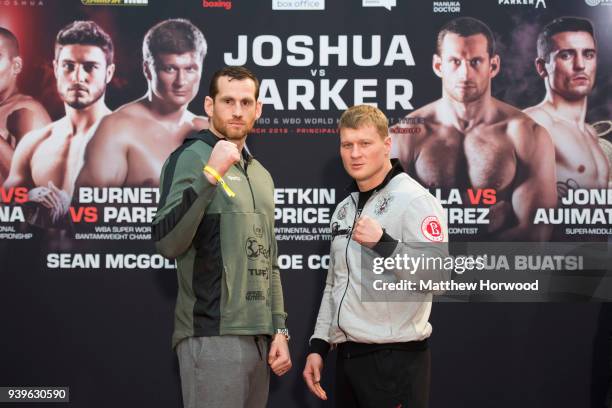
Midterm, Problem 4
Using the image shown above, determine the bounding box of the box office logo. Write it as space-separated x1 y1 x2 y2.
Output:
272 0 324 10
81 0 148 5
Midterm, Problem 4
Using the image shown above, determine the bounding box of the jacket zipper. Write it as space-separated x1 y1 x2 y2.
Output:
237 161 256 211
336 193 359 341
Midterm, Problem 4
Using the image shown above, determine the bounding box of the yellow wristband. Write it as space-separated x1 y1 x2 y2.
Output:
203 165 236 198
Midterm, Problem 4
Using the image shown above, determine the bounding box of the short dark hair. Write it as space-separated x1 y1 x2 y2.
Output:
55 21 114 65
436 17 496 57
0 27 19 57
209 66 260 100
537 17 595 61
142 19 207 67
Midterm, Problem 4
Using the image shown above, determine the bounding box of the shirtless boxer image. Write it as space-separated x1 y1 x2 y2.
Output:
75 18 208 188
0 27 51 183
524 17 609 198
3 21 115 225
391 17 557 241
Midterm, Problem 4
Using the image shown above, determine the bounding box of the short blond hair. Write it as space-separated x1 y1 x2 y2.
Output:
339 105 388 139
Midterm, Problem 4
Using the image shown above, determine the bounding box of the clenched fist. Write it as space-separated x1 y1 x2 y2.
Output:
351 215 383 248
268 334 292 377
204 140 241 184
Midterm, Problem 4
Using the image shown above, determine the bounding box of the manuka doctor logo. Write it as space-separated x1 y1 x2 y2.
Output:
498 0 546 8
433 1 460 12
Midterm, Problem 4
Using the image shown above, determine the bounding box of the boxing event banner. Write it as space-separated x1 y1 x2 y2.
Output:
0 0 611 258
0 1 611 407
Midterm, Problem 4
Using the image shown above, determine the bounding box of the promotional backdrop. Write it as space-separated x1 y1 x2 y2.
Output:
0 0 611 407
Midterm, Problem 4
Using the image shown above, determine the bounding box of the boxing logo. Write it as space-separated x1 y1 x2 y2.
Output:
421 216 444 242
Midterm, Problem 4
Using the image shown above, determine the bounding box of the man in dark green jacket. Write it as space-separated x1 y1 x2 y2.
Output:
153 66 291 408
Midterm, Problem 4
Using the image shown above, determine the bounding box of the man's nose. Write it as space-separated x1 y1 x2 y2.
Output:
73 64 86 82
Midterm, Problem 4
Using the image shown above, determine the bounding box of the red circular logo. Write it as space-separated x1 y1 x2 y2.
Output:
421 216 444 242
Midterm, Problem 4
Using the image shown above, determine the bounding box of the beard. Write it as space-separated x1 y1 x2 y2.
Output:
212 116 254 141
61 82 106 110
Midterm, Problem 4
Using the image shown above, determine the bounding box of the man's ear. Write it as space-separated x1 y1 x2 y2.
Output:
535 57 548 79
204 95 214 118
106 63 116 84
384 135 392 157
489 54 500 78
432 54 443 78
12 56 23 75
255 100 262 121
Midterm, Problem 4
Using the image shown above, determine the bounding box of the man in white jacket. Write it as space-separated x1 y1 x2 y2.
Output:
303 105 448 408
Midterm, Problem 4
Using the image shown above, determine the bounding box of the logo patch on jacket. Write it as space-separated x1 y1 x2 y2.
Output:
337 202 349 220
374 194 393 215
245 291 266 301
331 221 351 238
421 216 444 242
246 237 270 259
253 224 263 238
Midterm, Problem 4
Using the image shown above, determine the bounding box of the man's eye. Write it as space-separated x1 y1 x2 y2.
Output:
84 63 97 73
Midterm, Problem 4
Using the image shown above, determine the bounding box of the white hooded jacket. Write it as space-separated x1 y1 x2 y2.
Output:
311 162 449 346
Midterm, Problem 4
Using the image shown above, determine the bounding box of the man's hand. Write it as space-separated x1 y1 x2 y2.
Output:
302 353 327 400
28 181 71 222
204 140 240 185
268 334 292 376
351 215 383 248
